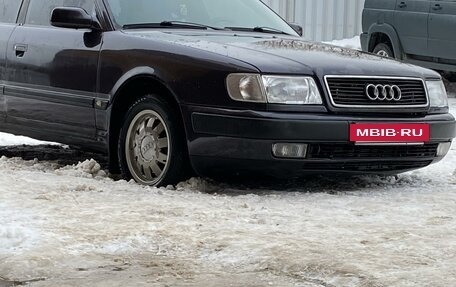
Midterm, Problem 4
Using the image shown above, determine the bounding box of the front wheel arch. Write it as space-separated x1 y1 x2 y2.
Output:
107 76 188 176
367 24 403 60
373 42 395 58
117 95 189 186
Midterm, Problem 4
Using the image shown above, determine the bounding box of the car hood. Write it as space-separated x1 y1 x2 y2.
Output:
124 30 439 79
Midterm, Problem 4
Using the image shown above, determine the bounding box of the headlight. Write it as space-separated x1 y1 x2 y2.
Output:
226 74 323 105
262 76 322 105
426 80 449 108
226 74 266 103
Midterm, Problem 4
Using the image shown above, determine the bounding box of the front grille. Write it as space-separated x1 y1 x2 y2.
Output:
308 144 439 160
325 76 428 108
301 161 433 172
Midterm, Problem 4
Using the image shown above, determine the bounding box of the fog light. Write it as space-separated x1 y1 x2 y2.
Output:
437 142 452 157
272 143 308 159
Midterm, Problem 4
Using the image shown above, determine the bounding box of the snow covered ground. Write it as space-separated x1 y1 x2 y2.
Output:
0 100 454 286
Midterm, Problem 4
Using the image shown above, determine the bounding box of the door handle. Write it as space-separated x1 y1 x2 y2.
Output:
398 1 407 8
14 44 28 58
433 4 443 10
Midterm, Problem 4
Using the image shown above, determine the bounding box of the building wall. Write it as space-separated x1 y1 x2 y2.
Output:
263 0 365 42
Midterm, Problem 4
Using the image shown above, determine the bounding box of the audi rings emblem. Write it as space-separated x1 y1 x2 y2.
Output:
365 84 402 101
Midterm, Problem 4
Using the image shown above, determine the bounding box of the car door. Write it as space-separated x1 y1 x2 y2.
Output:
4 0 101 141
428 0 456 60
0 0 23 123
394 0 431 56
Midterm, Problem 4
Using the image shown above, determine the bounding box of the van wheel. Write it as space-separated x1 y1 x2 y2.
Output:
118 95 188 187
373 43 394 58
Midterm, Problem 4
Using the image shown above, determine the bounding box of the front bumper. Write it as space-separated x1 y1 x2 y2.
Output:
183 105 456 177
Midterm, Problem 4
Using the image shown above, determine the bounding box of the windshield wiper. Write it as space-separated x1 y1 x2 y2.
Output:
225 26 292 35
123 21 224 31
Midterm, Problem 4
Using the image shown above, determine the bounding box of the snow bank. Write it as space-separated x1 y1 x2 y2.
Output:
0 132 58 146
56 159 107 179
324 36 361 50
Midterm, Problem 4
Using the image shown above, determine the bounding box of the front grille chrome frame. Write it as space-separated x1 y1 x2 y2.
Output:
324 75 430 109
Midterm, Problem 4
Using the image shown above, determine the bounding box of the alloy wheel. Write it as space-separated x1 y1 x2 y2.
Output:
125 110 171 185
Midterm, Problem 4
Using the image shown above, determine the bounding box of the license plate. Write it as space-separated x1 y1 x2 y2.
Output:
350 123 430 143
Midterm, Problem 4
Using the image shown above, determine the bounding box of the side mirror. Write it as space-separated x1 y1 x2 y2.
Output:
51 7 101 30
289 23 303 37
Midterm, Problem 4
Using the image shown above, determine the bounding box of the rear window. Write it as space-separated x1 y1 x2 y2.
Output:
0 0 22 23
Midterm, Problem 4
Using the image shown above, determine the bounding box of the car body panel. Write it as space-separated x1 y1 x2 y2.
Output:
99 31 260 110
122 30 438 79
5 25 101 140
428 0 456 60
362 0 403 58
0 23 17 122
394 0 430 56
362 23 404 60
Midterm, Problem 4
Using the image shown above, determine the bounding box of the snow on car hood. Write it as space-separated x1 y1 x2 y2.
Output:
124 30 439 78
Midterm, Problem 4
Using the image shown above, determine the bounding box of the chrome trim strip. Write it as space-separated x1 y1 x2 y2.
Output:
354 142 425 146
4 84 95 108
324 75 430 109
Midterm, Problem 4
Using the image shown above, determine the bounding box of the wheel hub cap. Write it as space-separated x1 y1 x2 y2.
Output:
125 110 171 185
139 135 157 161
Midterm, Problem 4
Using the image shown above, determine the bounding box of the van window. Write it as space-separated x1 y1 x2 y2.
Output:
25 0 94 26
0 0 22 24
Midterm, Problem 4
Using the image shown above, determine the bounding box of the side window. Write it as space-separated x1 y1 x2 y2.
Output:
25 0 95 27
0 0 23 24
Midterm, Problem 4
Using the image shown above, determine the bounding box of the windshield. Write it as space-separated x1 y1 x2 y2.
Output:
105 0 298 35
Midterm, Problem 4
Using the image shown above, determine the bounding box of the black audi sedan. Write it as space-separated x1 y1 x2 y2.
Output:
0 0 454 186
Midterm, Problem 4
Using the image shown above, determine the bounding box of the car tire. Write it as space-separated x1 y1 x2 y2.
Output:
373 43 394 58
118 95 188 187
